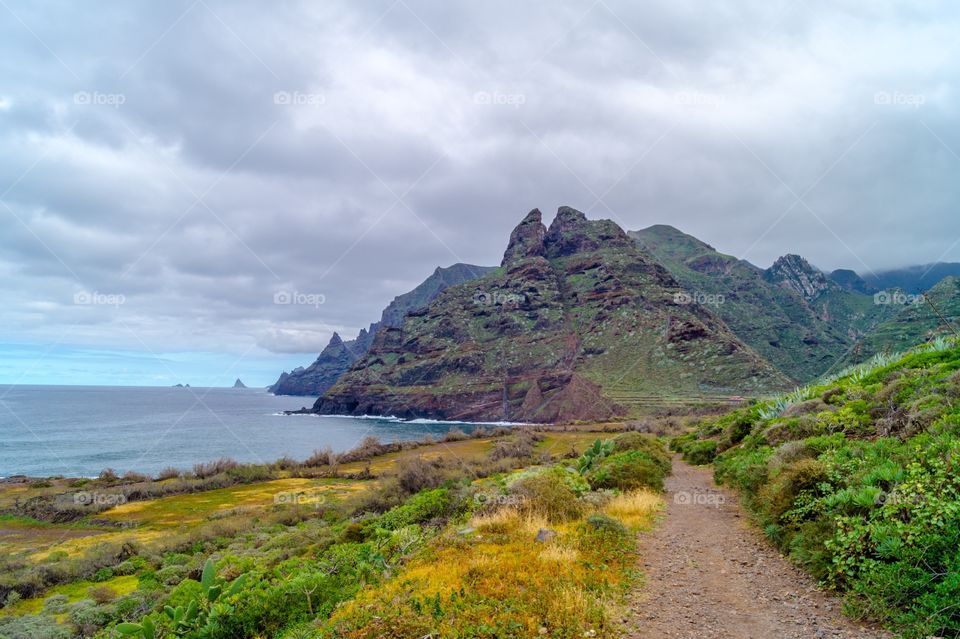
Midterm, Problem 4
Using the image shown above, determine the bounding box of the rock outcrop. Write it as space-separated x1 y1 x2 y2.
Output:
314 207 790 422
270 263 495 395
765 254 831 301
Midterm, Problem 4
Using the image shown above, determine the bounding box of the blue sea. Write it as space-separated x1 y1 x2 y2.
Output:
0 386 492 478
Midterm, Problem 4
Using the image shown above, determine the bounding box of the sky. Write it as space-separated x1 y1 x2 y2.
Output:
1 0 960 386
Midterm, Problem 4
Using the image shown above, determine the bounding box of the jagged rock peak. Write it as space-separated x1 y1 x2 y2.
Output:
767 254 831 300
501 208 547 266
544 205 633 258
327 332 344 347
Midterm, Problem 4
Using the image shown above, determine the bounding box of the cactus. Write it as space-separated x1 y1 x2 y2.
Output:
115 558 248 639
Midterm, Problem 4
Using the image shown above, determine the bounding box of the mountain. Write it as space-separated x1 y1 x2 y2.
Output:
630 226 893 383
313 207 791 422
828 269 877 295
840 276 960 364
232 379 247 388
864 262 960 294
269 263 495 396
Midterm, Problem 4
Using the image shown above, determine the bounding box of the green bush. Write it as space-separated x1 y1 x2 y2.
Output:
509 467 584 522
585 450 666 491
375 488 451 531
612 432 672 473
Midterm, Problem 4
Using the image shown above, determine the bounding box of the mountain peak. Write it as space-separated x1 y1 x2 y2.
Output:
766 254 831 300
543 206 633 259
328 332 344 347
501 208 547 266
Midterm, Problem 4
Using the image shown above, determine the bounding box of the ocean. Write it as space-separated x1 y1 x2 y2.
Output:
0 385 493 478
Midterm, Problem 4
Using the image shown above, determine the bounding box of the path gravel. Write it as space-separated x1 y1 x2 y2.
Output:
623 457 892 639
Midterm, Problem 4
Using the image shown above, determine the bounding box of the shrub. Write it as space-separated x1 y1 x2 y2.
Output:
91 567 114 582
395 457 446 496
586 450 667 491
156 564 189 586
87 585 116 604
756 458 829 522
375 488 451 531
192 457 239 479
0 614 71 639
338 437 386 463
304 446 336 467
681 439 718 465
43 593 70 614
156 467 180 480
488 430 542 461
611 433 671 473
441 428 469 442
509 467 583 523
585 513 626 535
68 599 113 636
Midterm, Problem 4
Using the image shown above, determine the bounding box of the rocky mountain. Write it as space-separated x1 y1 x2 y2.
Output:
839 276 960 364
630 225 893 383
313 207 790 422
270 263 495 396
233 379 247 388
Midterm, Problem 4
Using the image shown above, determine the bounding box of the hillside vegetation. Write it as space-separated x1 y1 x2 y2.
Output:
671 337 960 638
0 427 669 639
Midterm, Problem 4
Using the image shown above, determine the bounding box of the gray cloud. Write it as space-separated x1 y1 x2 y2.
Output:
1 0 959 370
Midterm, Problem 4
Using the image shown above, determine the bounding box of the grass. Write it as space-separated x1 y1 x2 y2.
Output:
5 575 139 617
319 489 661 639
20 478 373 561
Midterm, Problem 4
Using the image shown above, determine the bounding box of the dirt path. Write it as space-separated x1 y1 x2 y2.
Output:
623 458 891 639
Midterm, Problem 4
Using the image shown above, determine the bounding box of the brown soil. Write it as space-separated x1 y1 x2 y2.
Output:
624 458 892 639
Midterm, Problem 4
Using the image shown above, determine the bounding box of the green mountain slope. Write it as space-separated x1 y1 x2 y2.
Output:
841 275 960 364
630 225 893 383
314 208 790 422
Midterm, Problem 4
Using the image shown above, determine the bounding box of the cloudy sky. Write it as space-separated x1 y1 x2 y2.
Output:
2 0 959 386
